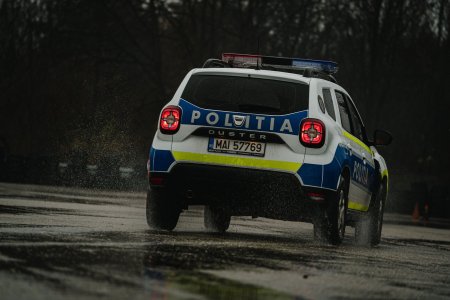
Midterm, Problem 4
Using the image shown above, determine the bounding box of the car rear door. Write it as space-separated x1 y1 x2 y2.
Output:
335 91 376 211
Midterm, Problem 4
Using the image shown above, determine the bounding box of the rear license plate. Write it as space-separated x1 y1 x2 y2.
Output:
208 137 266 157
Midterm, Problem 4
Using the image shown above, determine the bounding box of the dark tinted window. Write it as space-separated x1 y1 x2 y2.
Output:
335 91 351 132
181 74 309 114
322 88 336 120
345 96 365 141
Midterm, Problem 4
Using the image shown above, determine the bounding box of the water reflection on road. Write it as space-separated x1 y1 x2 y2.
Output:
1 183 450 299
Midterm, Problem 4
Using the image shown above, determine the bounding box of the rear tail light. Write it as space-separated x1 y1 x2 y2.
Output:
160 106 181 134
300 118 325 148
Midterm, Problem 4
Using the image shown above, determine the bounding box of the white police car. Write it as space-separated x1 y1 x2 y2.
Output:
147 53 392 246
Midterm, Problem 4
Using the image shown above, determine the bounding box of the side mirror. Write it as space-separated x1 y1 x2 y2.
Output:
373 129 392 146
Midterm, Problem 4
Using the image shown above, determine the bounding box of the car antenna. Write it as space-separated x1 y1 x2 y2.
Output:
256 36 261 70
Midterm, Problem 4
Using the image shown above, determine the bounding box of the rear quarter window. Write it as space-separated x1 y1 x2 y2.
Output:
335 91 352 132
322 88 336 121
181 74 309 115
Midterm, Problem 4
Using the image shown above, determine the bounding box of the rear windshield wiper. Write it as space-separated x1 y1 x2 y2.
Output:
237 103 281 114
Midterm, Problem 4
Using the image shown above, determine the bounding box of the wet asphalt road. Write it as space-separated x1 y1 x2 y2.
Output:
1 182 450 300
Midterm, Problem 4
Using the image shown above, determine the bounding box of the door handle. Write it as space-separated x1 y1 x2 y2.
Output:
346 143 352 156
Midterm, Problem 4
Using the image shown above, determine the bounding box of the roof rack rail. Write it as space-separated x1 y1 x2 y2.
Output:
202 53 338 83
303 68 337 83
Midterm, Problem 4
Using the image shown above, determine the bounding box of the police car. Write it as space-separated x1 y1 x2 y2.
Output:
147 53 392 246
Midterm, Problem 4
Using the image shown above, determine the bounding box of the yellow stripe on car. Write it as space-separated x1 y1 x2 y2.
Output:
342 131 373 155
348 200 369 212
172 151 301 172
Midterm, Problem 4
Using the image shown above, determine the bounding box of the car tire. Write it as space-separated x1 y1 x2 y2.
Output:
146 188 180 231
355 183 385 246
204 206 230 233
313 177 348 245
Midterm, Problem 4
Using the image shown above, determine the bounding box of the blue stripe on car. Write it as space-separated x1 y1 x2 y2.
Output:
300 144 375 192
150 148 175 172
178 99 307 135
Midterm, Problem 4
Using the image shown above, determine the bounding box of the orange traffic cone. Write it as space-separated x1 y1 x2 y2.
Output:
412 202 420 222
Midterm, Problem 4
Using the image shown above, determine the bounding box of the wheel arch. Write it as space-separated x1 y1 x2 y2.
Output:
381 175 388 203
340 166 352 222
340 165 351 196
373 157 389 198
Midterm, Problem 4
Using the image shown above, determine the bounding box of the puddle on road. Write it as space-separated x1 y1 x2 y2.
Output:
143 269 294 300
0 192 128 207
0 231 300 299
0 204 77 215
2 228 450 299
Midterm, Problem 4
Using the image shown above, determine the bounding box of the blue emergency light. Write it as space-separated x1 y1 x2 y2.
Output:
292 58 338 74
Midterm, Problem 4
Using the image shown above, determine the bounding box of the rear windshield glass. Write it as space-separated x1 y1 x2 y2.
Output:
181 74 309 115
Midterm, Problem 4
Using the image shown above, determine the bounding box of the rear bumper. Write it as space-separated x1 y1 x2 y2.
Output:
150 163 333 221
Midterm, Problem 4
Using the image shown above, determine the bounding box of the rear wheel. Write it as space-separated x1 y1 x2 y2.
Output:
355 183 385 246
313 177 348 245
204 206 231 233
146 189 180 231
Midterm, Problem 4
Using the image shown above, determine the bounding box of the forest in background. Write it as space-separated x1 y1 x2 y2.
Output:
0 0 449 195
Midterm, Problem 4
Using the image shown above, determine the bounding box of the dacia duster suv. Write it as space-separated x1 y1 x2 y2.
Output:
147 53 392 246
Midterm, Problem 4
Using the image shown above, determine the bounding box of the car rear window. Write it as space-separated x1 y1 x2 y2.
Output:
181 74 309 115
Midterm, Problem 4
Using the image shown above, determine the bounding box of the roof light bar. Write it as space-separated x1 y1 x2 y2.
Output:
292 59 338 74
222 53 338 74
